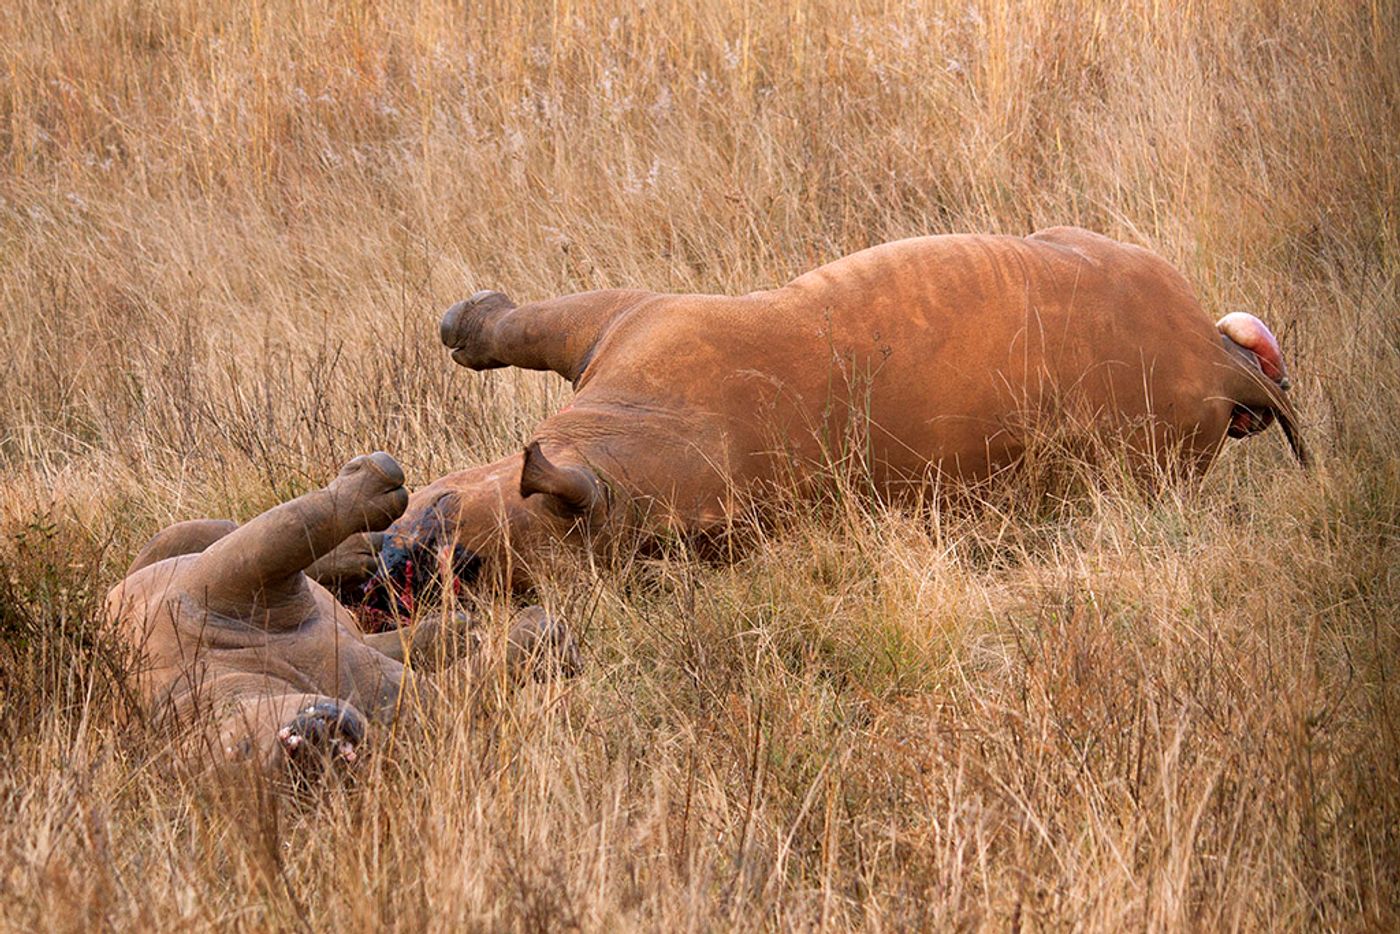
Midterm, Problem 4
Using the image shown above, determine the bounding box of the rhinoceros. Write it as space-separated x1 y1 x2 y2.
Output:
377 226 1305 598
106 453 578 777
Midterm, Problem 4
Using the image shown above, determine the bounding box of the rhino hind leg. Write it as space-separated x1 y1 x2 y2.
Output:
444 605 582 685
127 518 238 575
304 530 386 598
130 519 384 604
184 453 408 611
439 288 651 384
363 607 481 666
503 605 582 682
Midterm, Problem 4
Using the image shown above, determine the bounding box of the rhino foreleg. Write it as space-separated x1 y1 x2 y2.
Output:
185 453 408 611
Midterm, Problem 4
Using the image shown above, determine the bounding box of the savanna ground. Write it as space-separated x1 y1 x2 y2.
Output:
2 0 1398 929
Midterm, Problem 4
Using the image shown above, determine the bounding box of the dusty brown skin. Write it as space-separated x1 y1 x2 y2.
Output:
107 453 579 778
382 227 1305 594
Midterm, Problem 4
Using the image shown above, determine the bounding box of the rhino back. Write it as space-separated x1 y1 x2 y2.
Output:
565 229 1230 483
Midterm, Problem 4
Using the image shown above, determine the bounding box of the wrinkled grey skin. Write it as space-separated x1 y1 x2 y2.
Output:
106 453 580 779
126 518 387 602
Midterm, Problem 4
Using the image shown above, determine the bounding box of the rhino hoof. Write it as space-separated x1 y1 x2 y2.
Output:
278 701 366 776
441 291 516 365
506 606 583 682
334 453 409 531
339 451 406 489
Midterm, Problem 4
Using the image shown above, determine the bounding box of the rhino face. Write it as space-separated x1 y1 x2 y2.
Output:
360 490 480 624
362 443 607 618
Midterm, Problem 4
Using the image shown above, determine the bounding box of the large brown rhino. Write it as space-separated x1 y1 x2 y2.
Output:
378 226 1304 597
107 453 578 778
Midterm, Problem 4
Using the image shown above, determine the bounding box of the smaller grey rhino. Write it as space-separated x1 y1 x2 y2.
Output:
106 453 579 779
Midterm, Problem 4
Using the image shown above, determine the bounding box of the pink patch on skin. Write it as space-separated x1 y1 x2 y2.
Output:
1216 312 1289 386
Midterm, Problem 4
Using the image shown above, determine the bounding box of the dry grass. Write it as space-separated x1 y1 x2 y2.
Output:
2 0 1398 928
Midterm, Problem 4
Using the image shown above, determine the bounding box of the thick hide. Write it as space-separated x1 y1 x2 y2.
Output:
107 453 579 779
384 227 1305 593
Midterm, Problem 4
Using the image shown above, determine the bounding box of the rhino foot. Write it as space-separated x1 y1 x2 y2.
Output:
277 700 366 775
330 452 409 532
507 606 583 682
441 290 517 369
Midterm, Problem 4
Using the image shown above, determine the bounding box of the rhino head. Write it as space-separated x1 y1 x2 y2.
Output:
363 441 608 619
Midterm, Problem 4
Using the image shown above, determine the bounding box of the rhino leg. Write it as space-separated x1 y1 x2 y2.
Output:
457 606 581 681
126 518 239 575
130 521 384 600
363 607 480 667
304 531 386 593
185 453 408 611
502 605 582 682
274 699 367 777
363 602 582 683
439 288 651 384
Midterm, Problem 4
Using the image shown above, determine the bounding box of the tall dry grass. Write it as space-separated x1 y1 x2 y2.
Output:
1 0 1397 928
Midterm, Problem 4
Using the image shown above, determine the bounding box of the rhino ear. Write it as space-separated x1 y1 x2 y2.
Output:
519 441 605 516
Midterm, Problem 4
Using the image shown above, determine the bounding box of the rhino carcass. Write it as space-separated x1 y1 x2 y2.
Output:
379 226 1305 596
